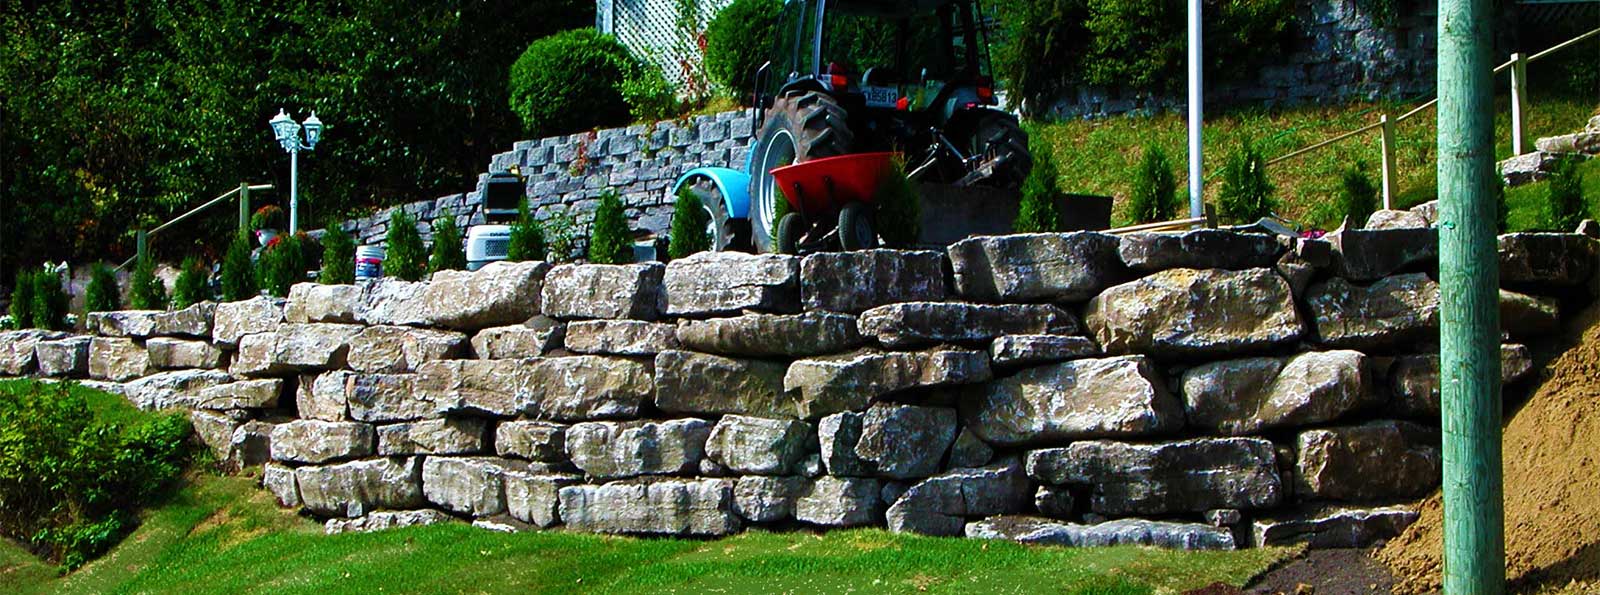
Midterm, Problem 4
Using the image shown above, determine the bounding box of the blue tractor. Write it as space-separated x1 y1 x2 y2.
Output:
669 0 1031 253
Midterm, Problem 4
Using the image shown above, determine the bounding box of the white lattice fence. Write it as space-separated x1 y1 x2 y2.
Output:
598 0 735 87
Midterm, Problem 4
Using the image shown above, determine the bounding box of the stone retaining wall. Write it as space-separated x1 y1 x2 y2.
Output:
4 228 1596 550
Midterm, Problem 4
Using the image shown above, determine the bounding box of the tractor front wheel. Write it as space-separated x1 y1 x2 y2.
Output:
688 177 749 252
838 202 876 251
775 213 803 255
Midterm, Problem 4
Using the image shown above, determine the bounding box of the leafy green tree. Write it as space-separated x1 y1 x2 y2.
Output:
9 270 35 329
385 210 428 281
587 191 634 264
170 257 210 309
129 256 168 311
704 0 783 99
220 234 257 301
1338 164 1379 229
507 201 548 262
429 219 467 273
29 269 68 330
874 159 921 248
669 187 712 259
1547 156 1587 232
1014 148 1064 233
319 223 356 285
1127 144 1179 224
84 264 121 314
1218 141 1277 224
508 28 641 138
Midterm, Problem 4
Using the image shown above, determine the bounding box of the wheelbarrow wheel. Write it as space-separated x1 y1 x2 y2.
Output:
838 202 876 251
775 213 803 255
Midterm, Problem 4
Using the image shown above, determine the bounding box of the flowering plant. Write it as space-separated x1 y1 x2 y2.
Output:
251 205 286 231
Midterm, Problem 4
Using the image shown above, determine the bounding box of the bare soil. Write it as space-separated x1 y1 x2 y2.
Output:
1247 548 1398 595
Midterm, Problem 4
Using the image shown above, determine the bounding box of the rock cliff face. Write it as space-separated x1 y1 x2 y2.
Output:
8 228 1593 551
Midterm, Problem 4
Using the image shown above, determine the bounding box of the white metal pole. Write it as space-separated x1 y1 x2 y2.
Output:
1510 52 1528 156
1187 0 1204 219
289 148 299 234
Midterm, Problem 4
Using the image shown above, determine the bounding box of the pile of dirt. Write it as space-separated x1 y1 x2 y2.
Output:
1376 303 1600 593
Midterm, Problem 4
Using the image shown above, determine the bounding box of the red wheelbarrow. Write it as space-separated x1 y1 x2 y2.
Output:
769 152 897 254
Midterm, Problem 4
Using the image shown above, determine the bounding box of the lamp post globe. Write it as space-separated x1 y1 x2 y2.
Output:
267 108 324 234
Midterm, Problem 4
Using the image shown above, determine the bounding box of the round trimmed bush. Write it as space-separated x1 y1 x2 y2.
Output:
509 28 641 137
704 0 782 101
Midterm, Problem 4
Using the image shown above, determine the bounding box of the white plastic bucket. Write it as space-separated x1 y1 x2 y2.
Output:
355 245 385 280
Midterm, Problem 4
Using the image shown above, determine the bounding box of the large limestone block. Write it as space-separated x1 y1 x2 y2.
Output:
1534 131 1600 154
377 417 489 455
212 296 284 347
540 263 663 320
1180 350 1372 436
356 278 431 327
190 409 240 461
324 510 453 534
34 336 91 377
705 415 815 475
229 420 275 466
1252 505 1420 548
1295 420 1441 502
857 302 1081 348
186 379 284 410
297 372 351 421
1498 232 1597 287
564 320 679 355
947 427 995 469
674 312 862 357
346 373 435 422
821 404 959 480
89 337 155 381
1500 289 1560 337
1307 274 1439 350
470 318 565 359
962 355 1181 447
1325 227 1438 281
90 302 215 338
1388 344 1534 418
989 334 1099 369
422 456 527 517
653 350 795 418
1365 209 1430 230
285 283 362 323
784 348 991 420
422 261 551 329
2 329 69 375
965 516 1236 550
886 459 1031 536
417 357 652 421
294 457 423 517
263 462 300 507
558 478 740 536
1083 268 1302 358
496 420 569 463
145 337 225 370
504 471 580 527
947 232 1124 302
661 251 801 316
733 475 809 523
800 250 948 313
346 325 469 373
269 419 375 464
1117 229 1283 273
566 419 713 480
231 323 364 376
795 476 883 527
1026 437 1282 515
114 369 234 410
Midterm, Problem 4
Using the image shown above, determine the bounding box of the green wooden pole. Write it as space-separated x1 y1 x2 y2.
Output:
1438 0 1505 593
135 229 148 267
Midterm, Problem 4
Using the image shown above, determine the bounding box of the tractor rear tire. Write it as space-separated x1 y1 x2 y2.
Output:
748 91 854 252
967 112 1032 189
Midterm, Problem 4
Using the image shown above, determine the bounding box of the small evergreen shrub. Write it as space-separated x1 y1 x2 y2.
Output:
1496 177 1510 234
1127 144 1179 224
507 201 548 262
704 0 783 100
770 187 794 253
1218 141 1277 224
1547 156 1587 232
428 219 467 273
29 269 68 330
84 264 121 314
220 234 258 301
1014 147 1065 233
588 191 634 264
258 235 308 298
0 381 192 569
319 223 356 285
545 210 580 263
9 270 35 329
384 210 427 281
669 187 712 259
509 29 640 137
129 255 168 311
874 159 921 248
1338 163 1379 229
170 257 210 309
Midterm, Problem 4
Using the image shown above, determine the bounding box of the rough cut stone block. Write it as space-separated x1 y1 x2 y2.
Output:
801 250 948 313
1307 274 1439 350
295 457 423 518
887 459 1031 536
470 318 565 359
346 373 434 422
1083 268 1302 358
558 478 740 536
1388 344 1533 418
113 369 234 410
962 355 1181 447
1034 486 1076 519
357 278 431 327
263 462 300 507
947 232 1124 302
1500 289 1560 337
1498 232 1597 287
421 261 552 329
1295 420 1440 502
965 516 1236 550
1117 229 1284 272
947 427 994 469
566 419 713 480
229 420 275 466
795 476 883 527
857 302 1081 348
89 337 155 381
346 325 468 373
231 323 364 376
269 419 375 464
496 420 569 463
90 302 215 338
505 471 580 527
145 337 226 370
1326 227 1438 281
989 334 1100 369
674 312 862 357
541 263 663 320
705 415 815 475
661 251 801 316
734 475 809 523
784 348 991 420
297 372 350 421
377 417 489 455
34 336 91 377
1366 209 1429 230
2 330 67 375
1180 350 1373 436
325 510 453 534
653 350 795 418
847 404 960 480
564 320 679 355
187 379 284 410
1252 505 1420 548
417 357 652 421
1026 438 1282 515
422 456 526 517
285 283 362 324
213 296 285 347
190 409 240 461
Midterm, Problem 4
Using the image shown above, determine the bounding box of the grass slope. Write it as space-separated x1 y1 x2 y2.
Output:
1032 94 1598 229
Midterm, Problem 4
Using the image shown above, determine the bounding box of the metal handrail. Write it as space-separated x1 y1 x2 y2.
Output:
119 183 274 270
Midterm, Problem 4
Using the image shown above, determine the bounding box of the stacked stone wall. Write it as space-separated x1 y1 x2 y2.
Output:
4 227 1596 550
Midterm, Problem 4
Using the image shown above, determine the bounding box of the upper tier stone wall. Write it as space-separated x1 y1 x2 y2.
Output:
5 228 1595 550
